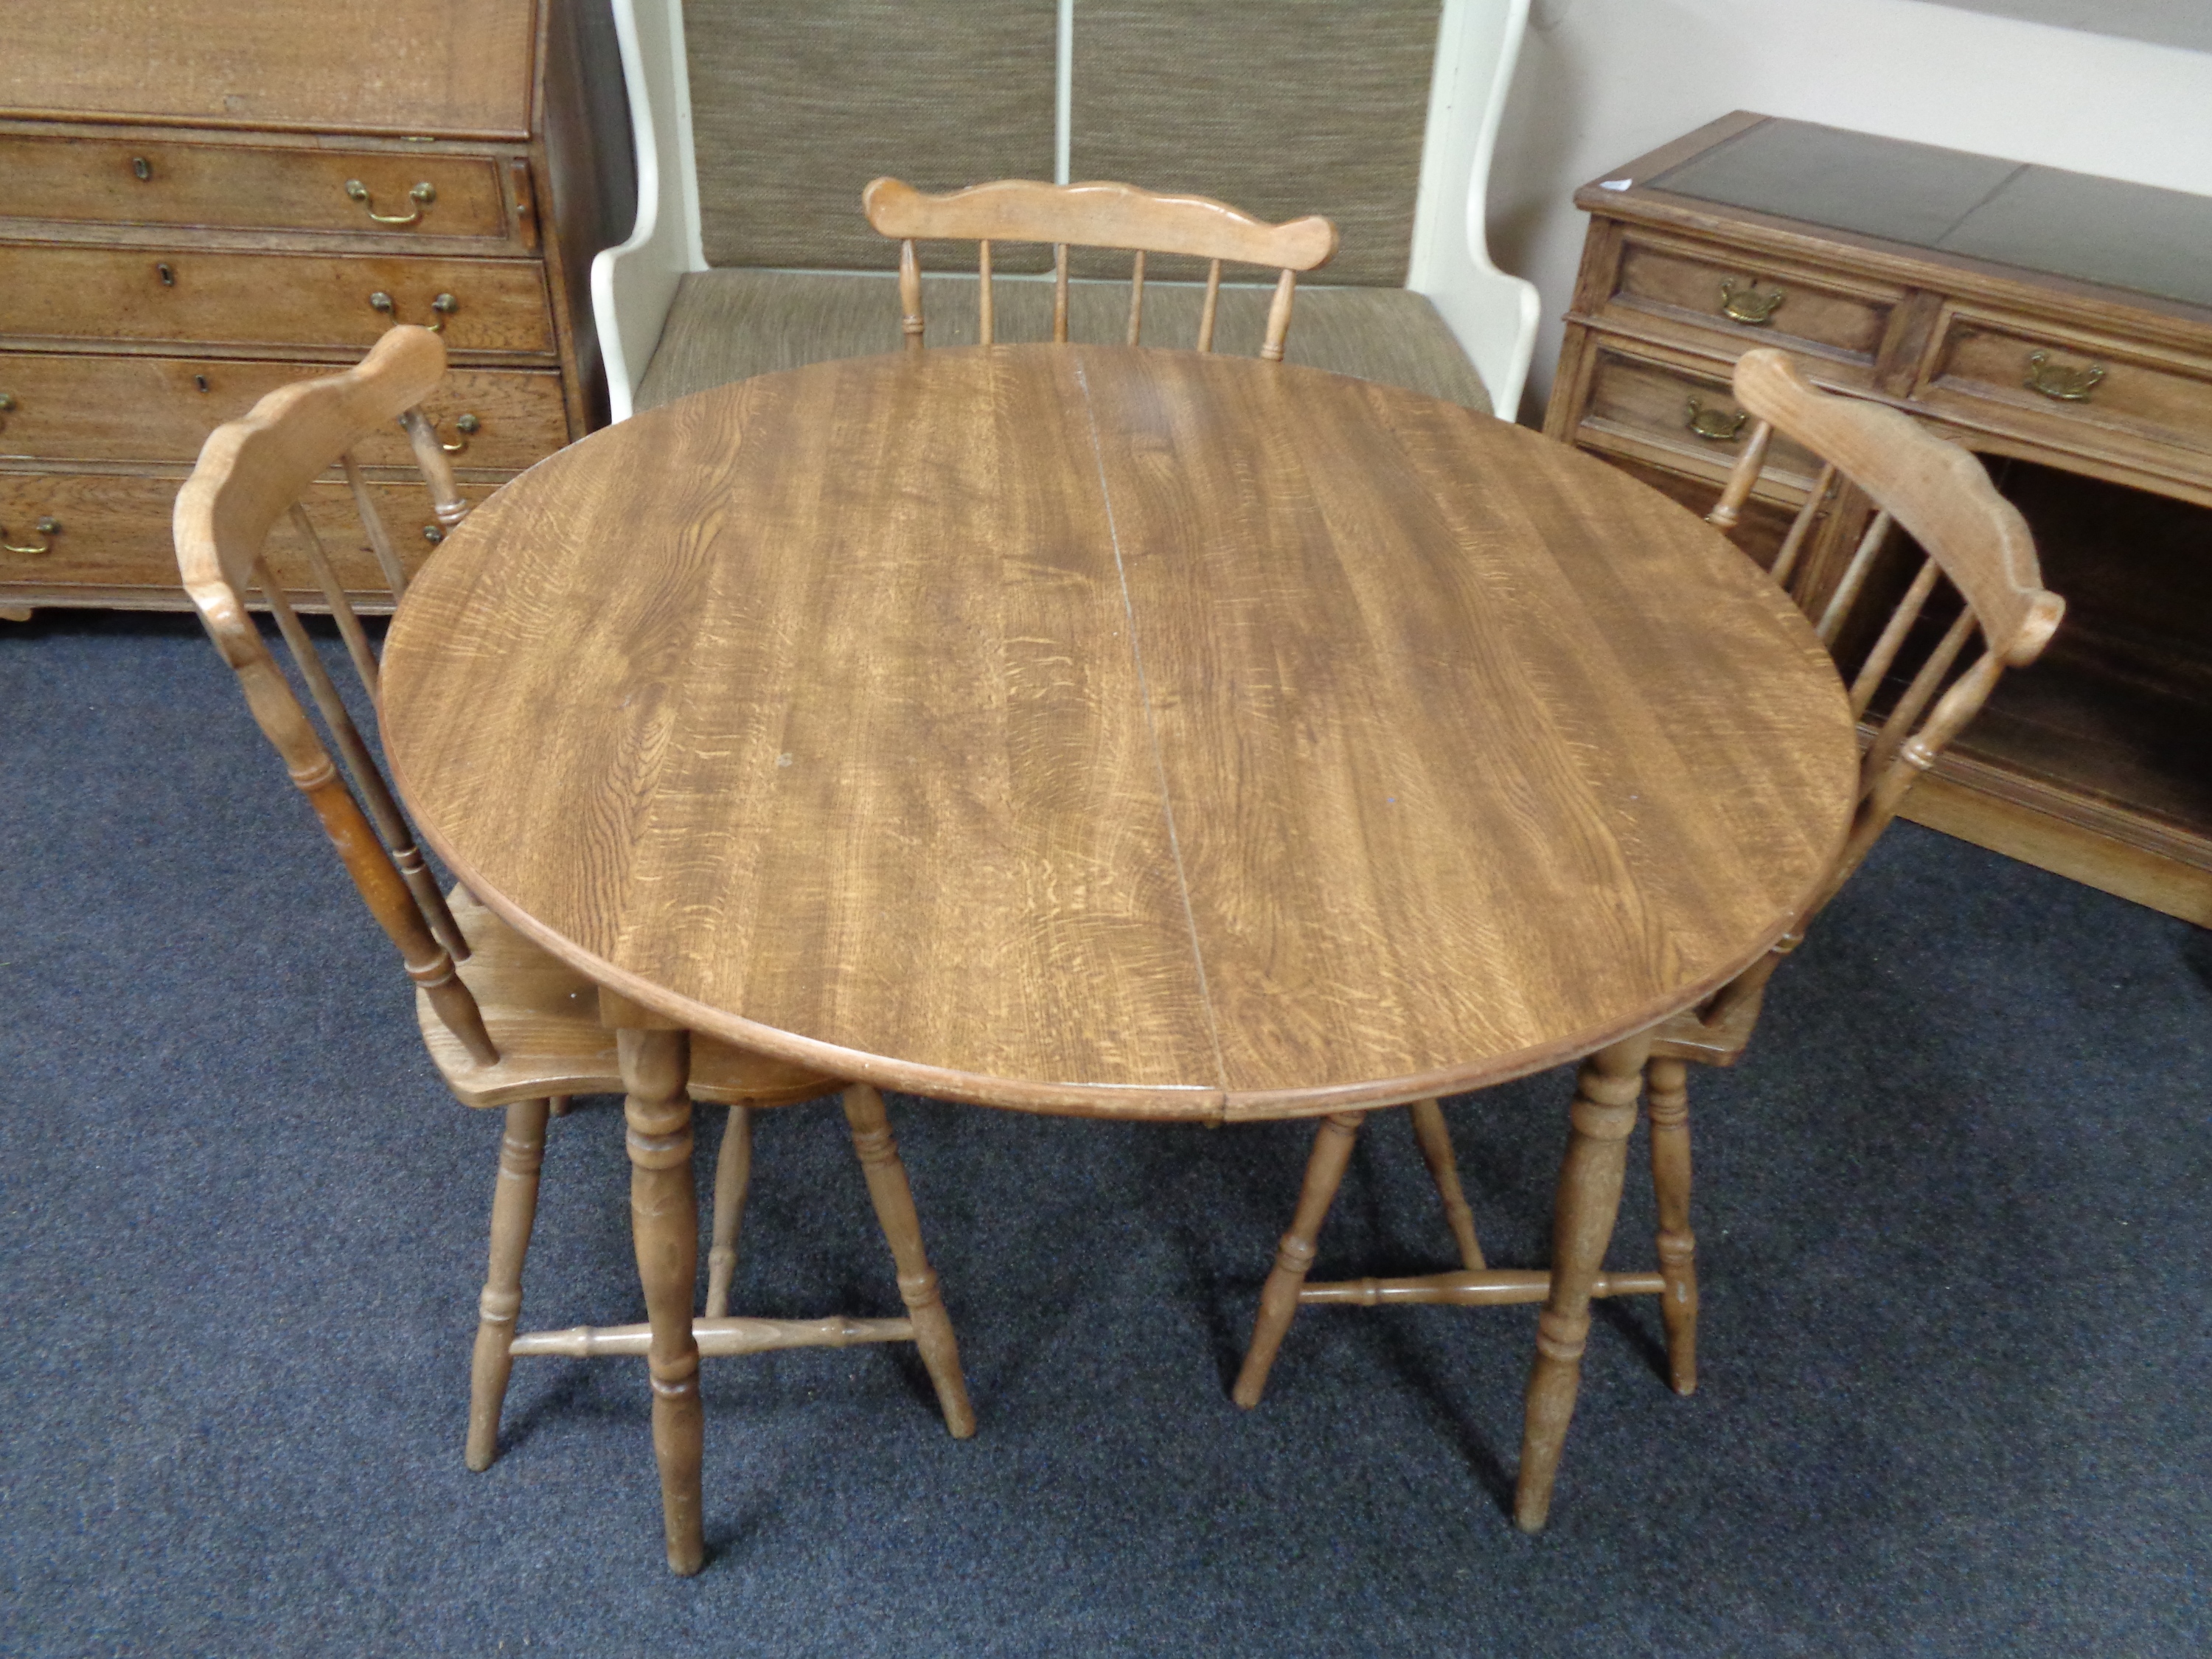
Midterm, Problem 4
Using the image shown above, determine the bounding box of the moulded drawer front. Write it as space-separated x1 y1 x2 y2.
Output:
0 470 493 597
1918 310 2212 461
1577 346 1824 495
1607 235 1898 384
0 245 554 355
0 135 512 242
0 353 568 468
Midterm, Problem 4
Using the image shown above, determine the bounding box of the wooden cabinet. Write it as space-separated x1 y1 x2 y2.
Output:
0 0 626 616
1547 113 2212 927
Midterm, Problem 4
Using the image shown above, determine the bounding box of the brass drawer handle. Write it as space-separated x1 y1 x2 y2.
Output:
440 413 480 453
422 524 445 544
346 178 437 226
2025 349 2104 402
369 291 457 333
156 262 175 286
132 156 152 181
3 517 60 555
1685 396 1749 442
1720 278 1785 324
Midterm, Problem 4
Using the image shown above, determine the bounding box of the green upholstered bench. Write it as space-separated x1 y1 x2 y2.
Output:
595 0 1538 422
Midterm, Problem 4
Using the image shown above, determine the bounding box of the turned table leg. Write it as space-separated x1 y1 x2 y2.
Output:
1646 1057 1700 1396
619 1025 706 1576
1234 1110 1363 1408
841 1085 976 1438
706 1104 754 1321
1515 1030 1653 1532
1408 1096 1486 1270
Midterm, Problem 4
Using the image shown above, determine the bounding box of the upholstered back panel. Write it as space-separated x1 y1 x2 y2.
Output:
686 0 1059 271
1067 0 1441 285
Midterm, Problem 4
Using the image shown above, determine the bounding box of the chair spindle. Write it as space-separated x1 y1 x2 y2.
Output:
254 557 471 962
1862 607 1978 792
397 408 469 530
1706 419 1775 532
1816 509 1895 644
898 238 924 351
1766 462 1837 597
1198 259 1223 352
286 502 380 695
1261 269 1298 363
341 453 410 600
1847 554 1943 718
1052 243 1070 344
978 239 994 344
1127 249 1146 347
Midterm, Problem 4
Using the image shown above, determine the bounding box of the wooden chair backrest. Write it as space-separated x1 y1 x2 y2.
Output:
1705 348 2064 988
862 176 1338 361
173 324 496 1068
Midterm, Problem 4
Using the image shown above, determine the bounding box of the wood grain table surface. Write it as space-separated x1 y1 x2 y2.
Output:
380 344 1858 1121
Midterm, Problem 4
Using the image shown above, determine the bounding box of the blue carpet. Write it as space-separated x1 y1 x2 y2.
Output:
2 610 2206 1656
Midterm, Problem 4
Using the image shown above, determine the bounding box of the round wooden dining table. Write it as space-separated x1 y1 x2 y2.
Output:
380 342 1857 1559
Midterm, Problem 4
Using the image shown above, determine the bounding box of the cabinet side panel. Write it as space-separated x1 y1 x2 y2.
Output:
0 1 538 137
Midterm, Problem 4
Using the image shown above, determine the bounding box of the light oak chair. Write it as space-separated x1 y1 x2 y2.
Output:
862 176 1337 359
1231 346 2065 1530
173 325 975 1575
593 0 1538 420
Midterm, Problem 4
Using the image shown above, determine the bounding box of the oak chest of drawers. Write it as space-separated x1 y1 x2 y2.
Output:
0 0 626 617
1547 114 2212 926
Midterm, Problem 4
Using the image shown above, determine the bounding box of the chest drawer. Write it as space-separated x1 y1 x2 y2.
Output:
0 469 495 599
0 134 517 245
1599 232 1903 388
0 353 569 468
0 244 554 356
1915 307 2212 470
1570 343 1825 500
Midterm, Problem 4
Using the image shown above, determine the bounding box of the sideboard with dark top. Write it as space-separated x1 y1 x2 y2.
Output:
1545 111 2212 927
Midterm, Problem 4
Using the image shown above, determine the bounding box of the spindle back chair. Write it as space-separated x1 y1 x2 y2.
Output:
173 323 491 1065
1229 346 2064 1533
175 327 975 1576
862 177 1338 359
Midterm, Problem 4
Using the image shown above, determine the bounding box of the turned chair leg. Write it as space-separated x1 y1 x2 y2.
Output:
1233 1110 1363 1408
705 1105 754 1321
841 1085 977 1439
620 1027 706 1576
466 1096 552 1472
1515 1032 1652 1532
1646 1058 1699 1396
1408 1096 1485 1270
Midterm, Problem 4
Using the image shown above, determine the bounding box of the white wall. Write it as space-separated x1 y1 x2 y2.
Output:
1491 0 2212 420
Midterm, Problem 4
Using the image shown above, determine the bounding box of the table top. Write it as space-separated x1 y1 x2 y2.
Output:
381 344 1857 1121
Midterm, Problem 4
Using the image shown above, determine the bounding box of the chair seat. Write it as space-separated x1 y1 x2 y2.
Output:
416 888 836 1110
634 268 1492 414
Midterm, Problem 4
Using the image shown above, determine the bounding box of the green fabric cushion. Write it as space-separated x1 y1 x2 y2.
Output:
635 268 1489 414
684 0 1058 272
1067 0 1441 286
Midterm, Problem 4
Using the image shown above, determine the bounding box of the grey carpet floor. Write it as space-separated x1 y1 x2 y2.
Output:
2 610 2206 1657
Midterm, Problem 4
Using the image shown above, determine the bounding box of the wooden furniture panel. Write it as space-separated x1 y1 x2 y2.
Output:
1917 307 2212 480
0 0 623 619
0 246 555 356
1606 232 1901 385
0 1 540 138
1 469 491 602
1546 113 2212 926
0 133 515 243
1574 344 1823 499
0 355 567 470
